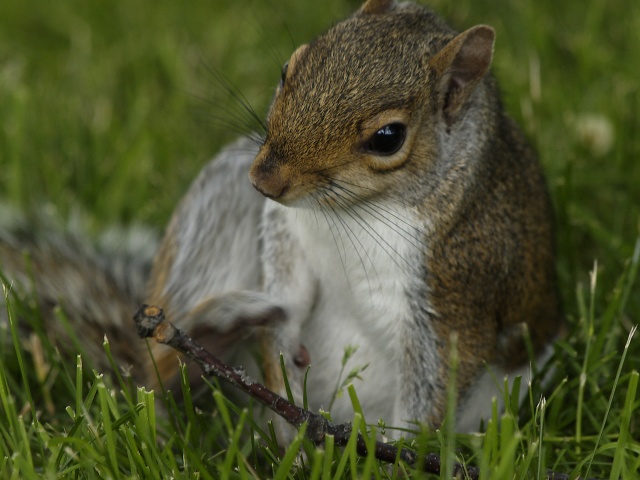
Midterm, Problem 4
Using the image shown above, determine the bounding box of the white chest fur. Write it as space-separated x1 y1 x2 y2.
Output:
284 200 427 424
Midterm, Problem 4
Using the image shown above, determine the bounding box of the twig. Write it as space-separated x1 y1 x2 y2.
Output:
134 304 590 480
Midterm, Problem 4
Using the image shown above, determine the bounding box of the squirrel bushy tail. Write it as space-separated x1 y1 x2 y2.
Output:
0 204 157 381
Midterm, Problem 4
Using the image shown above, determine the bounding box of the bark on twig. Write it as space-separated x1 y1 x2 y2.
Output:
133 304 590 480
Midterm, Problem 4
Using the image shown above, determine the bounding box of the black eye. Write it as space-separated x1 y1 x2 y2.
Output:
365 123 406 156
279 62 289 88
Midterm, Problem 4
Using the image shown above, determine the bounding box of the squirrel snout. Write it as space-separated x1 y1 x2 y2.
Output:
251 177 289 200
249 154 290 200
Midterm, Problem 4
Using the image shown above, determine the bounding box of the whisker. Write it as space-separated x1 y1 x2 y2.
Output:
312 191 350 284
221 144 263 159
193 94 266 141
306 194 320 226
325 186 412 270
334 179 419 224
242 7 289 76
310 165 420 212
329 181 427 251
316 185 379 293
188 81 267 146
198 114 265 145
329 176 418 211
217 82 267 137
197 62 268 136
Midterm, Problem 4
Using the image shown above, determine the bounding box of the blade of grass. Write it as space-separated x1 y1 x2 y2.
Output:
536 397 546 480
322 433 335 480
609 370 638 480
274 422 307 480
97 383 118 476
584 325 637 479
332 413 361 480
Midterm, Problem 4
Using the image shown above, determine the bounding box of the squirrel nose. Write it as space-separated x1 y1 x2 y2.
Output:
251 178 289 200
249 155 290 199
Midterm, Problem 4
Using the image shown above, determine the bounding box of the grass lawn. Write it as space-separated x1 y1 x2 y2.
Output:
1 0 639 478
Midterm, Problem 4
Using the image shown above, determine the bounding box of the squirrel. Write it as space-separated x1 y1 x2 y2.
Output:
1 0 562 437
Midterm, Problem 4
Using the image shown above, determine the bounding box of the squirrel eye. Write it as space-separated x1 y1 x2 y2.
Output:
279 62 289 88
365 123 406 156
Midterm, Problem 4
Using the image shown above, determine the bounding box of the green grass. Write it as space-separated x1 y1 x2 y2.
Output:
1 0 639 478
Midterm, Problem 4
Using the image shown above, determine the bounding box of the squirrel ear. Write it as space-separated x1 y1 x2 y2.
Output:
359 0 394 15
429 25 495 126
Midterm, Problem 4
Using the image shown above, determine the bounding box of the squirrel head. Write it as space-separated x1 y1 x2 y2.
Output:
249 0 495 207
